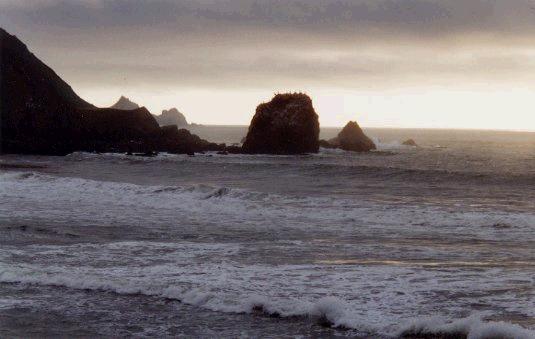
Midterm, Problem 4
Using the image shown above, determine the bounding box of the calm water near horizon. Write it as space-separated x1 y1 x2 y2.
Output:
1 127 535 338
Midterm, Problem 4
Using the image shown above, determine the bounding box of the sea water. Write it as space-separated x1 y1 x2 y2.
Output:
1 127 534 338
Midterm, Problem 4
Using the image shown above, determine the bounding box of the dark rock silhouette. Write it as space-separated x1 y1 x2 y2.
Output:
79 107 161 153
110 96 140 110
319 139 337 149
154 108 188 127
0 28 218 155
111 97 192 127
402 139 418 147
1 28 93 154
159 125 224 154
328 121 376 152
226 145 243 154
242 93 320 154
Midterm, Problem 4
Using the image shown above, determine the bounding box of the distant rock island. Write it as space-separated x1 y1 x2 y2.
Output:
154 108 189 127
323 121 376 152
402 138 418 147
0 28 220 155
110 96 192 127
110 96 193 127
110 96 140 110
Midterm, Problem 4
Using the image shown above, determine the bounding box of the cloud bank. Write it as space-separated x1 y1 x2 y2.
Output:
3 0 535 89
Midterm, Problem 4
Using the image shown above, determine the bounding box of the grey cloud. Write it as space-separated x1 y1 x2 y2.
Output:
3 0 535 91
47 41 535 90
2 0 535 37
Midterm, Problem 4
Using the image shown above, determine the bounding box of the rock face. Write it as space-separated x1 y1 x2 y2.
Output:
110 96 140 110
0 28 217 155
1 28 93 154
80 107 161 153
402 139 417 147
242 93 320 154
328 121 376 152
154 108 188 127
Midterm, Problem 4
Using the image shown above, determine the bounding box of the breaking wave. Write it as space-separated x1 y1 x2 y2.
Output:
398 314 534 339
0 267 532 338
61 151 535 187
1 171 534 236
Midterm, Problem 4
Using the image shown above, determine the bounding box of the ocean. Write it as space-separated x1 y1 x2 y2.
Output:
1 127 534 338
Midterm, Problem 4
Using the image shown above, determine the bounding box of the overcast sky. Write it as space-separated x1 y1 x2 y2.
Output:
3 0 535 129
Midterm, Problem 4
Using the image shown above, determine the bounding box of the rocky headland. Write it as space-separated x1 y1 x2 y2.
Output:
0 28 213 156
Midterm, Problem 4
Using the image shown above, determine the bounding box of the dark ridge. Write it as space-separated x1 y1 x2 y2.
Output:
0 27 219 156
0 27 94 111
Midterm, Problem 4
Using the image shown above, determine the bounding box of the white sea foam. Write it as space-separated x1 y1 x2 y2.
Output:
0 297 29 310
371 138 420 151
2 171 534 238
1 263 533 337
318 147 349 154
1 171 534 336
0 239 534 337
398 314 535 339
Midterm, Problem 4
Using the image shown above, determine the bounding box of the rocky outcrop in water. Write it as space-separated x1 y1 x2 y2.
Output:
0 28 219 155
154 108 188 127
402 139 417 147
242 93 320 154
327 121 376 152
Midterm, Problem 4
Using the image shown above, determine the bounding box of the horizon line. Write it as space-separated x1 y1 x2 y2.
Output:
191 124 535 133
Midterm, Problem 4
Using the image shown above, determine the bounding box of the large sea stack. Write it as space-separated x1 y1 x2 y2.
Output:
328 121 376 152
0 28 213 155
242 93 320 154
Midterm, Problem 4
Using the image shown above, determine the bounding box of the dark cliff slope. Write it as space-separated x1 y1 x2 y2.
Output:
0 28 166 155
1 28 92 154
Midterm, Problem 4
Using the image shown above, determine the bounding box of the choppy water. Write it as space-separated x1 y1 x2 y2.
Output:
1 127 535 338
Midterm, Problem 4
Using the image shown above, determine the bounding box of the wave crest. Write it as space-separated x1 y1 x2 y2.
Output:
398 314 534 339
2 267 533 338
